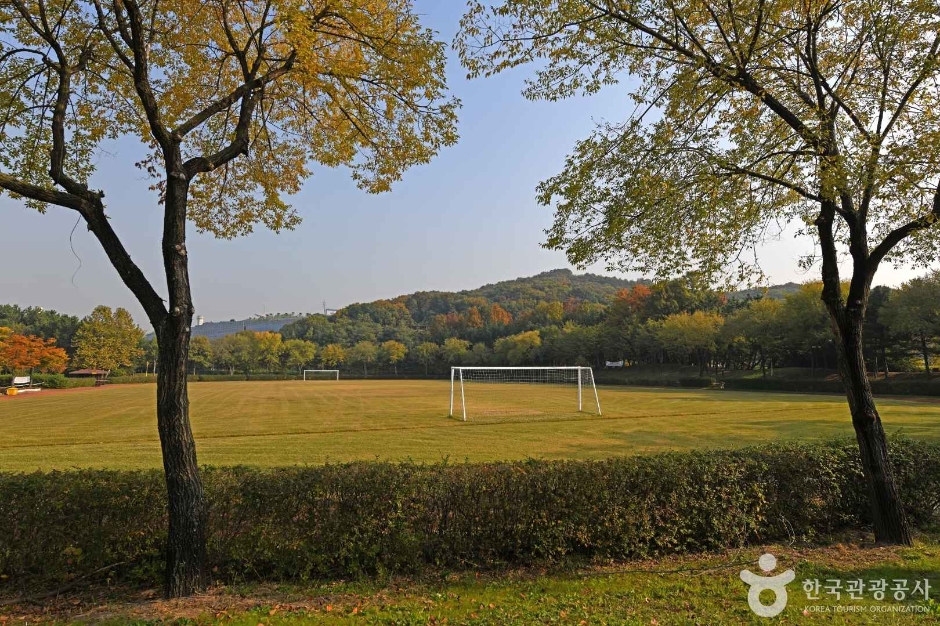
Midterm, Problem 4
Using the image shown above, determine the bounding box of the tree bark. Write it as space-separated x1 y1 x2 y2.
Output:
153 171 208 597
834 314 912 545
155 319 207 597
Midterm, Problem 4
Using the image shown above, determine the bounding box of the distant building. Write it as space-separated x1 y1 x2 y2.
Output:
146 314 304 341
190 314 303 340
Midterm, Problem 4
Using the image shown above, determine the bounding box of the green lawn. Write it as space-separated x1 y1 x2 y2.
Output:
0 380 937 471
10 537 939 624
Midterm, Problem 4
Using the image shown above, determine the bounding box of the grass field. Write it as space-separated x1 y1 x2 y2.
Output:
6 536 939 624
0 380 937 471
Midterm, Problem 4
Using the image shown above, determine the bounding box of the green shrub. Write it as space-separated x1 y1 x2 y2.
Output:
0 440 937 591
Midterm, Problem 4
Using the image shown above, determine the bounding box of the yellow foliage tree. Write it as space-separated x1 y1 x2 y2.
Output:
0 0 457 596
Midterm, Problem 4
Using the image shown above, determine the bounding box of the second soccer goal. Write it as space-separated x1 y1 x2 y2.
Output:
449 366 601 421
303 369 340 380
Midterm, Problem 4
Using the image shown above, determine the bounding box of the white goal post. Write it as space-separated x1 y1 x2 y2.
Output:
303 369 340 380
449 366 601 421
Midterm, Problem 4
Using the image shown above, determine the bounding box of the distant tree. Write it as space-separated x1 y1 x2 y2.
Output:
722 299 784 377
882 273 940 378
779 284 839 373
465 342 491 365
0 306 80 347
527 301 565 328
442 338 471 364
414 342 440 375
494 330 541 365
652 311 723 376
488 303 513 326
254 332 284 372
137 337 160 376
72 306 144 372
282 339 317 375
211 335 240 375
219 332 258 376
320 344 347 369
0 334 68 374
864 287 895 379
380 340 408 374
188 337 213 376
464 307 484 329
348 341 379 376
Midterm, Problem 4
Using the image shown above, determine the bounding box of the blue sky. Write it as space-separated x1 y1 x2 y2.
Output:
0 2 931 325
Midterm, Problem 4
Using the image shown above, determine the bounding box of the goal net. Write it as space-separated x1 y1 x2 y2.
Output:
303 369 340 380
450 366 601 421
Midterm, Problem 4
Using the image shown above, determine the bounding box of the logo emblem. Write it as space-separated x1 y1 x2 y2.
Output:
740 553 795 617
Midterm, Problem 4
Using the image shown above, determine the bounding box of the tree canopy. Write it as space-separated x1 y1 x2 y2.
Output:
72 306 145 371
457 0 940 285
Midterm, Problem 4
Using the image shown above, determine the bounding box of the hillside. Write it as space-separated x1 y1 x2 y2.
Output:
389 269 638 324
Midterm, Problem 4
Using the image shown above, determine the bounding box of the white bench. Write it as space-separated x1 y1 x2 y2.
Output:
11 376 41 389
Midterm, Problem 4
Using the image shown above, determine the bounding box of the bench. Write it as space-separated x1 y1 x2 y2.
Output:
12 376 41 389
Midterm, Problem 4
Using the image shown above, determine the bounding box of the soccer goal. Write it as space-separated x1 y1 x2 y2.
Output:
303 369 340 380
449 366 601 421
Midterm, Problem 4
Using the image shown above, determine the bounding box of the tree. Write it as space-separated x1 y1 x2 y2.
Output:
779 284 839 373
488 303 513 326
215 331 258 376
211 335 239 375
466 342 491 365
348 341 378 376
442 337 471 364
254 332 284 372
494 330 541 365
458 0 940 544
72 307 144 372
1 0 457 595
380 340 408 374
0 334 68 374
723 299 784 377
320 344 347 369
137 337 160 375
414 342 439 375
882 273 940 378
464 307 484 329
652 311 723 376
188 336 212 375
282 339 317 375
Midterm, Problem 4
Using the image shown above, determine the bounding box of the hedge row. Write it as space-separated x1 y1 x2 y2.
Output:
593 373 940 396
723 377 940 396
2 440 938 592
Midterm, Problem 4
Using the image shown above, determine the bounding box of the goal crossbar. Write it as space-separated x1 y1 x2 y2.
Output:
303 369 340 380
449 366 601 421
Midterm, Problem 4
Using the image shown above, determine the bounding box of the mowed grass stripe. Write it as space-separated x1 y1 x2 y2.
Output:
0 380 936 471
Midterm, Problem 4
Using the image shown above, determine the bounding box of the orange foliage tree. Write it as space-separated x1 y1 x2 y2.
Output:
0 334 68 374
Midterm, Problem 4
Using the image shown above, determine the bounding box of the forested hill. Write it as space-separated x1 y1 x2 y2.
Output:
395 269 638 324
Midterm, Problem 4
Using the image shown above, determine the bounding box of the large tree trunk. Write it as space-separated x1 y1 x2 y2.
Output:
834 314 912 545
155 322 207 597
155 171 208 597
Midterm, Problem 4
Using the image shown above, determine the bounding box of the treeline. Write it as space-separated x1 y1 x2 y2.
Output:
250 270 936 378
4 269 938 378
0 306 143 376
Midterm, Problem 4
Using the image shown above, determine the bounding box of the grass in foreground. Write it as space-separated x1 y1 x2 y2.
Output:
3 535 938 624
0 380 937 471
